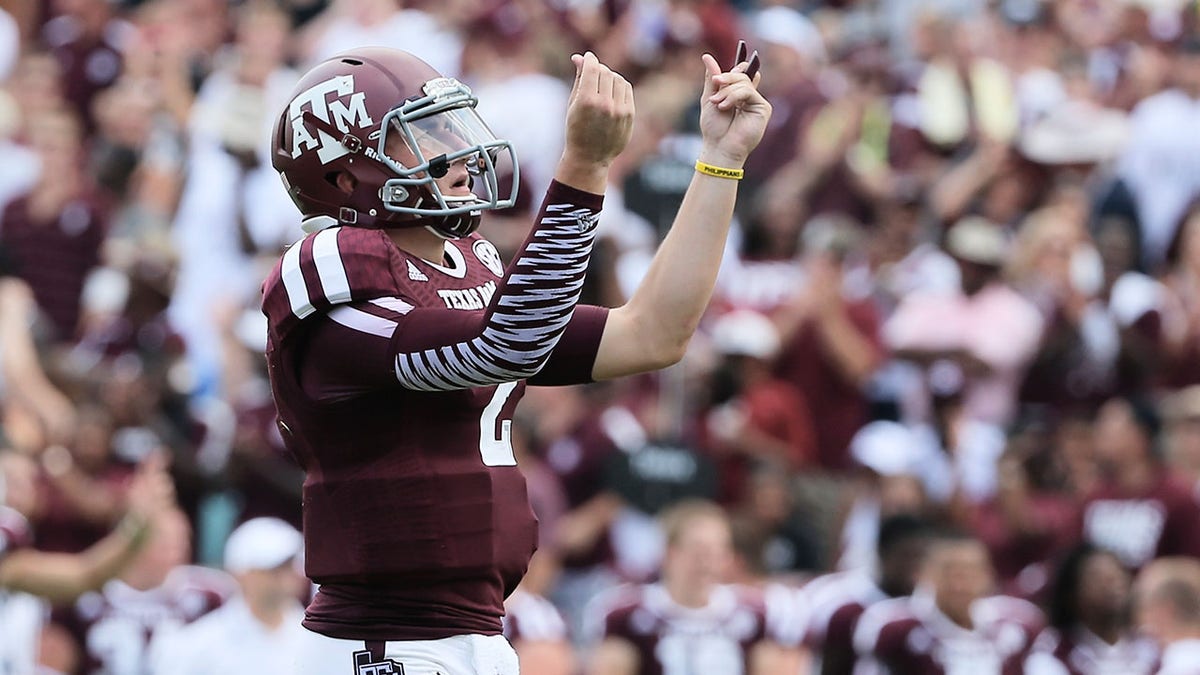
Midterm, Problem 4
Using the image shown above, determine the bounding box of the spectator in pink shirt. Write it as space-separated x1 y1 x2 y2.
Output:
886 216 1044 426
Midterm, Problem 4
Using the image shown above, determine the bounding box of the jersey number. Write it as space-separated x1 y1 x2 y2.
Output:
479 381 518 466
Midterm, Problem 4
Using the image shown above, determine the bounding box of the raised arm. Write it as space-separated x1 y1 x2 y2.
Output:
592 47 772 380
0 457 173 603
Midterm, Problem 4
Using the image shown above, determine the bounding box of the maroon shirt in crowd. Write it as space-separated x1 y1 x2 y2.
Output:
262 182 608 641
0 196 106 341
1081 470 1200 569
774 298 882 471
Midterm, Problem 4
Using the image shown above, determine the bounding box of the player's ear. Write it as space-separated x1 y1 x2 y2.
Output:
335 171 358 195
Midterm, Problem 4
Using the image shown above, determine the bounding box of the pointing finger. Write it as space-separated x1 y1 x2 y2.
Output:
747 50 761 80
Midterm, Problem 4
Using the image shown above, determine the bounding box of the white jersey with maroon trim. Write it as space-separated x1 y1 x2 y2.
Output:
853 590 1044 675
800 570 888 675
1024 627 1159 675
0 506 40 675
67 565 236 675
587 583 770 675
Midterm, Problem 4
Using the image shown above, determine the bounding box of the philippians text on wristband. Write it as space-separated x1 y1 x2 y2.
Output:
694 160 744 180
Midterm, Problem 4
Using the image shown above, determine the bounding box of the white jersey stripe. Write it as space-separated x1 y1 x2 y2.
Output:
328 306 398 338
281 241 315 319
368 297 415 315
312 229 352 305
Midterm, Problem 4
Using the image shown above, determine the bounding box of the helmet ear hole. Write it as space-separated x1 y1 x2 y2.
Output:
327 171 357 194
341 58 363 66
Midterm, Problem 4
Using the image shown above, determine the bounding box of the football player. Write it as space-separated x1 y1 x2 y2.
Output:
263 43 770 673
802 514 934 675
852 530 1044 675
1024 544 1157 675
586 500 789 675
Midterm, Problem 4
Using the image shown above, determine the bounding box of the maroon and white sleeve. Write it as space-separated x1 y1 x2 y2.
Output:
301 301 608 399
389 181 603 391
299 181 607 397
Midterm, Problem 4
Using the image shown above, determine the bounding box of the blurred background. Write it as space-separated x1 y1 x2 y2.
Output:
5 0 1200 672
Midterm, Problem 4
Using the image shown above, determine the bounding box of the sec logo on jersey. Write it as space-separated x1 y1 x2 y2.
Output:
473 240 505 278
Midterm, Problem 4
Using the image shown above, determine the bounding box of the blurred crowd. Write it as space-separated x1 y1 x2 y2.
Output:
6 0 1200 672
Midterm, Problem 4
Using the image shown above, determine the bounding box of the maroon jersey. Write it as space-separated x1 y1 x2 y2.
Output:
261 181 608 640
502 588 569 644
1024 627 1158 675
590 583 771 675
64 565 235 675
803 571 889 675
1081 471 1200 569
0 195 107 340
853 593 1044 675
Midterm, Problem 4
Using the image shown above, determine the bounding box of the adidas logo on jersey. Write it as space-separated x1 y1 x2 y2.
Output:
407 260 428 282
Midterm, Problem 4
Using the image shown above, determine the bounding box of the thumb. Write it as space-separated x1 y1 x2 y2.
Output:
569 53 585 101
701 53 721 99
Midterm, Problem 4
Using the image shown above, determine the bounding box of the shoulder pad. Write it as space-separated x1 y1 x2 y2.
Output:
262 227 406 341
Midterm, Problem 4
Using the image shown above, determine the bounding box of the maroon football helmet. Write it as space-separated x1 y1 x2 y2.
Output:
271 47 518 238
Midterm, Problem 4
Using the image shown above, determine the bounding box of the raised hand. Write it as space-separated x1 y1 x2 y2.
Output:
562 51 635 169
698 41 772 168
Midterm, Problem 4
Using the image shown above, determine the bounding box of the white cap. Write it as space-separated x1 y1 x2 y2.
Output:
945 216 1010 266
752 6 826 62
849 421 921 477
223 518 302 574
710 309 781 359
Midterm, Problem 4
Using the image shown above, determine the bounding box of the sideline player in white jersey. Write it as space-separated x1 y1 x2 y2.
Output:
586 500 793 675
852 530 1044 675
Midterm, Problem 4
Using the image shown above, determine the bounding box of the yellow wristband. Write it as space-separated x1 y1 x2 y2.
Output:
694 160 744 180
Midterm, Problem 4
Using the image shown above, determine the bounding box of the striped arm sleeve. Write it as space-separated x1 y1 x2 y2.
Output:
391 181 602 391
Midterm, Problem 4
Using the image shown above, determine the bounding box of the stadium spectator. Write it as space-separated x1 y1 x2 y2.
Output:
1116 36 1200 272
966 421 1081 597
886 215 1044 427
585 500 791 675
1162 385 1200 491
1135 557 1200 675
703 308 816 504
1082 395 1200 568
802 514 934 675
772 215 884 473
41 0 124 132
729 463 821 580
0 106 108 343
1161 207 1200 388
852 530 1045 674
1025 544 1158 675
837 420 938 574
168 0 299 397
148 517 306 675
49 507 236 675
0 451 173 675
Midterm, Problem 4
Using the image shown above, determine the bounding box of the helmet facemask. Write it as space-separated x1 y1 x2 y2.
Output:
374 77 519 238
